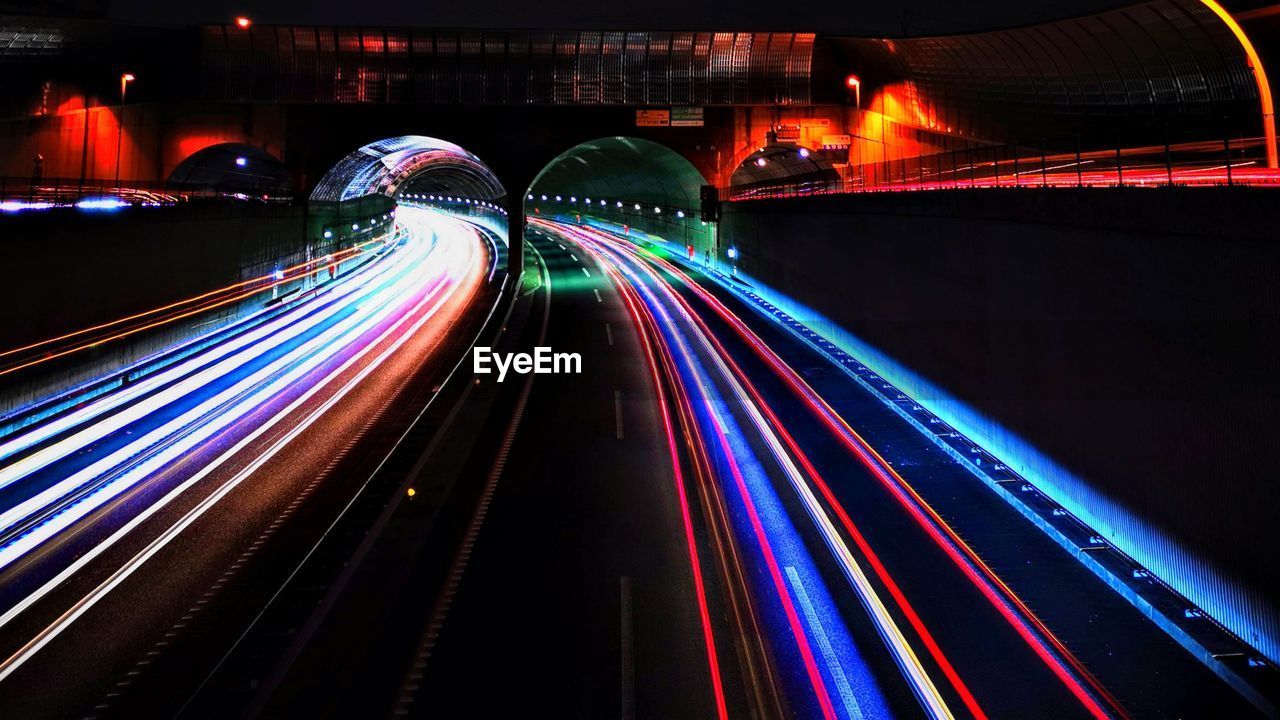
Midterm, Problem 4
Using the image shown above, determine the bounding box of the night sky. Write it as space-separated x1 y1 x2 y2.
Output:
104 0 1141 36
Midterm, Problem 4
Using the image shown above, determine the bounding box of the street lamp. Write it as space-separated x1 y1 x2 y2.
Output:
115 73 135 194
845 74 861 108
235 16 252 29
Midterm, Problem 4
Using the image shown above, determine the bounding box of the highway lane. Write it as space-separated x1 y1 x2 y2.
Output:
0 208 497 717
542 219 1266 719
405 228 735 718
144 224 739 719
540 220 940 720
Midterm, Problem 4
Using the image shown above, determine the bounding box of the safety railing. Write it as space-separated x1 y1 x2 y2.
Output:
726 136 1280 201
0 176 298 209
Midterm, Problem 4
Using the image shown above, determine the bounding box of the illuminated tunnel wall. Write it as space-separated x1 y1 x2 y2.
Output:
310 134 509 250
720 189 1280 665
526 137 714 257
310 134 505 204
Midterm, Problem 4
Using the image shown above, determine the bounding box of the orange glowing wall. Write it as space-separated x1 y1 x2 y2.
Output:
0 102 287 186
721 94 973 185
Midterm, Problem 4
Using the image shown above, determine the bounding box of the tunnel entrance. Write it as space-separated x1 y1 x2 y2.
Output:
525 137 714 262
167 143 292 194
309 134 510 272
728 143 839 200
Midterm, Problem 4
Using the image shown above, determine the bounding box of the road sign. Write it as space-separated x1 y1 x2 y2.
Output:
671 107 704 127
636 109 670 127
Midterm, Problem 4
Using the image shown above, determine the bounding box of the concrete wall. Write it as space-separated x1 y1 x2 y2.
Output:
0 102 287 185
0 199 389 420
720 188 1280 662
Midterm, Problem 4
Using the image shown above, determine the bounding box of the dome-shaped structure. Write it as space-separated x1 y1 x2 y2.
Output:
168 143 291 193
310 135 504 203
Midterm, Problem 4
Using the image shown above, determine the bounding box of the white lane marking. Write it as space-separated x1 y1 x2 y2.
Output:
571 253 580 263
581 267 591 278
593 289 602 303
605 323 614 347
786 566 865 720
620 575 635 720
614 391 624 440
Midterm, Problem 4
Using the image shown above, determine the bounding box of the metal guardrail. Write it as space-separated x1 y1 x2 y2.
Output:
727 136 1280 201
0 177 298 208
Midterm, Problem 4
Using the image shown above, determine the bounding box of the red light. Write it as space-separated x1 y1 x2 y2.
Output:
845 74 860 89
235 16 252 29
121 73 135 83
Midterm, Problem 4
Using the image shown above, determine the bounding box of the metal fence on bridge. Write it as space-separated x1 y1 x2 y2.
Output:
726 135 1280 201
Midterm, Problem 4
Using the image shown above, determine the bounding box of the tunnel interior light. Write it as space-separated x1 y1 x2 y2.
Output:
234 157 247 167
235 16 252 29
323 230 332 238
555 195 562 202
654 207 661 213
569 196 577 203
677 210 685 218
273 269 285 280
634 203 641 210
541 194 548 201
600 200 606 206
798 147 811 158
616 201 623 208
77 198 127 211
727 246 738 259
528 194 534 200
755 157 768 167
1 201 52 212
352 223 359 230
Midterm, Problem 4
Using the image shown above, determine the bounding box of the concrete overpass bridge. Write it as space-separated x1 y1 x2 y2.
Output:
1 0 1275 204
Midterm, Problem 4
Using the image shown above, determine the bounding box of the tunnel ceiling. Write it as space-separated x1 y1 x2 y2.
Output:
527 137 706 210
310 135 504 203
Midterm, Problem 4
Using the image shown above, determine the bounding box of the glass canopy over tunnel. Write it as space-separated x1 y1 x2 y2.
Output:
526 137 715 258
310 135 505 203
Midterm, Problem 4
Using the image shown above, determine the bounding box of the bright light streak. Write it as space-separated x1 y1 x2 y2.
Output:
588 252 730 719
569 221 1125 720
0 243 450 564
0 211 485 683
561 222 951 720
76 198 128 211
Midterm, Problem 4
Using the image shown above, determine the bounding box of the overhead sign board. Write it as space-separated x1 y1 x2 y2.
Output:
821 134 853 149
671 106 705 127
636 109 670 127
775 124 801 141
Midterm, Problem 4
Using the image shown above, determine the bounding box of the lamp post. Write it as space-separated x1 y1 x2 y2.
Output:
114 72 135 195
845 74 861 109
